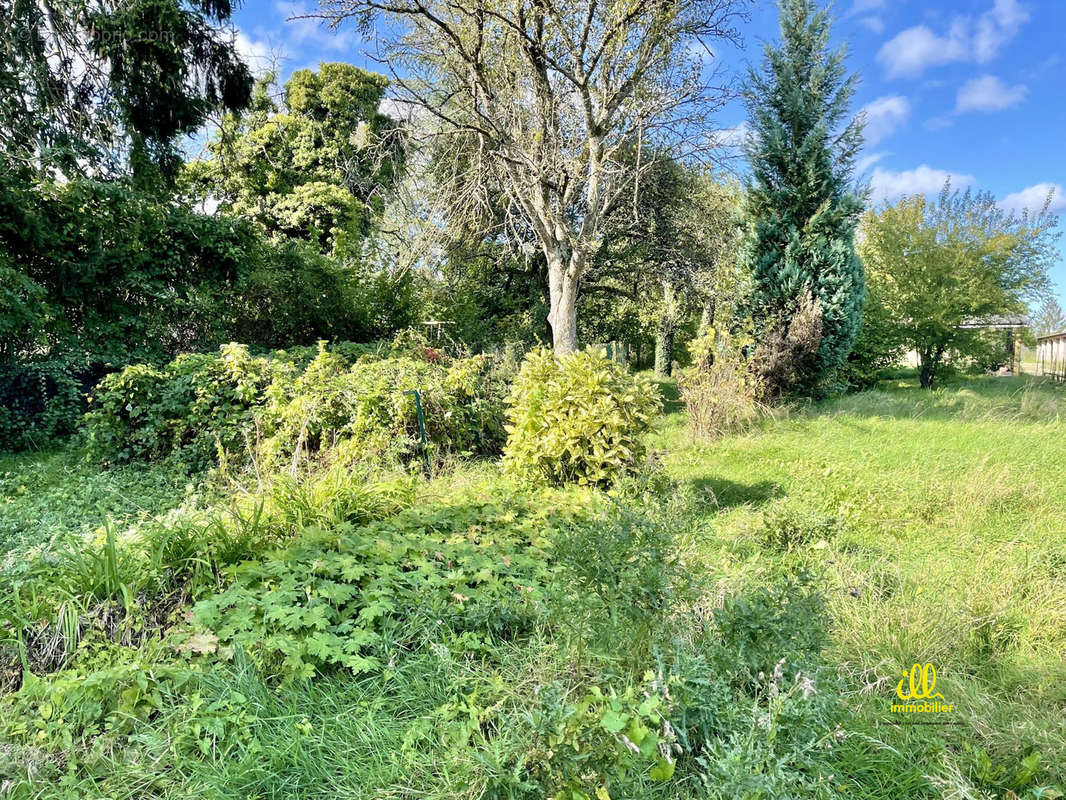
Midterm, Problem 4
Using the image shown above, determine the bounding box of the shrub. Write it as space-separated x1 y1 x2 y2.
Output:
84 343 294 470
258 344 507 470
550 502 690 652
503 348 661 486
0 361 83 451
84 341 508 472
753 289 824 400
711 570 828 686
679 331 767 440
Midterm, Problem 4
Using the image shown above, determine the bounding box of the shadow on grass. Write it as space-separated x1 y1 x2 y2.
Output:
687 476 783 510
653 377 684 414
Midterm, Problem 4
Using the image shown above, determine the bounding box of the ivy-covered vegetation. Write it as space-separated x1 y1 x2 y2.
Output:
1 0 1063 796
83 336 509 472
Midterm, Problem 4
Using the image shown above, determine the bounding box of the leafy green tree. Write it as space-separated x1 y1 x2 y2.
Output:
0 0 253 185
859 188 1058 388
583 159 741 376
191 63 402 253
741 0 865 395
0 177 416 371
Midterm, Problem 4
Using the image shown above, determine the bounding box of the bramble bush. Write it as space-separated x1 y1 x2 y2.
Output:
258 343 507 471
84 343 294 470
502 348 661 486
84 338 509 472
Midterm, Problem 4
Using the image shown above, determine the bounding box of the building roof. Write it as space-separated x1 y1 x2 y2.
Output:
1036 330 1066 341
958 314 1031 329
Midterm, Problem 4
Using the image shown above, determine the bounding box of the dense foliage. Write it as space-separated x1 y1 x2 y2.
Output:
4 0 1066 796
0 174 418 453
503 349 661 486
85 338 508 472
0 456 850 798
188 63 403 253
0 0 252 184
741 0 865 396
0 362 84 452
1 176 415 370
858 188 1057 388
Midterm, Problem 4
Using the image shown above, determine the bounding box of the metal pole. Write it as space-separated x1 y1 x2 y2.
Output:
403 390 430 472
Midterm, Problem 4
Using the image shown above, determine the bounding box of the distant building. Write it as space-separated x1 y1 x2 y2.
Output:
901 315 1031 373
1036 330 1066 380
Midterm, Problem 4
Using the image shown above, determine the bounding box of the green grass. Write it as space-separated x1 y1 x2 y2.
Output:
2 374 1065 798
0 449 203 569
655 373 1066 795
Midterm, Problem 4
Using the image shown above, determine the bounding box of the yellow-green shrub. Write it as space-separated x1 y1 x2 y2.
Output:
84 341 508 472
502 348 661 486
258 345 507 470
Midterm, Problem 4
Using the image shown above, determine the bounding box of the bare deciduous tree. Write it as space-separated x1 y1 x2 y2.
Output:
318 0 748 352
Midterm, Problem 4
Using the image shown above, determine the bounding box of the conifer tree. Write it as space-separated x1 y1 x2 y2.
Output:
741 0 865 395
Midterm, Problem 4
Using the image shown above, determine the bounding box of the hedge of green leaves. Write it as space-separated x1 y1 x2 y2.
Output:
84 340 508 471
0 362 84 451
503 348 661 486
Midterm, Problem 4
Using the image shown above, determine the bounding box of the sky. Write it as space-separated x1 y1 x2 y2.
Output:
226 0 1066 302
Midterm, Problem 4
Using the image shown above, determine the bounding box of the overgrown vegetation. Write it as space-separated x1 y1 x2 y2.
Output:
2 0 1063 796
84 335 508 472
5 373 1064 797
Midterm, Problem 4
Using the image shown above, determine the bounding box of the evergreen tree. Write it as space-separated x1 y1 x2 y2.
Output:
1034 295 1066 336
741 0 865 395
0 0 253 186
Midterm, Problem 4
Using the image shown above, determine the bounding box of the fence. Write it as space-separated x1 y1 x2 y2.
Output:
1039 355 1066 382
1037 333 1066 382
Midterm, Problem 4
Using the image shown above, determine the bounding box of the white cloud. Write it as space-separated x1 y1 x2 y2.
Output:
849 0 885 34
232 30 282 75
856 152 887 174
709 123 751 149
276 1 354 52
861 95 910 146
869 165 976 204
973 0 1029 61
955 75 1027 112
878 0 1029 78
878 22 968 78
1000 183 1066 215
858 16 885 34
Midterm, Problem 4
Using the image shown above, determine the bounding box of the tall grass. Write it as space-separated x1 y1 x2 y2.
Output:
655 374 1066 794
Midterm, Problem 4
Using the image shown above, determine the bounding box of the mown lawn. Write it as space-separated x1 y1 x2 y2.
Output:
657 374 1066 794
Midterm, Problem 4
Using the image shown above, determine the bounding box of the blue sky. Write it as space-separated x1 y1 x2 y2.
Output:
226 0 1066 302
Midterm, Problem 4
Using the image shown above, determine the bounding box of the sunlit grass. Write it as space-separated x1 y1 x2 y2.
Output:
655 373 1066 791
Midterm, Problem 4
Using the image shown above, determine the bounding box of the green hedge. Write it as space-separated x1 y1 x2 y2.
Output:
0 362 83 451
84 340 508 471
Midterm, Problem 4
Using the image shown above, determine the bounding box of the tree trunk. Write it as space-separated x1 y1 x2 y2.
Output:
546 249 581 354
918 346 943 389
655 279 678 377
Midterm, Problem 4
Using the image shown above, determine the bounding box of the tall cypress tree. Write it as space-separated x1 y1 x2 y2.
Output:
742 0 865 395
